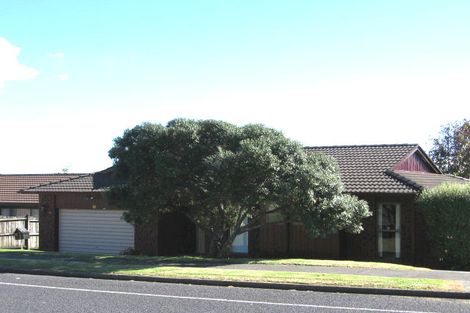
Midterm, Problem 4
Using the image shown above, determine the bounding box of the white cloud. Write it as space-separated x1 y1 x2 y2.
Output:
0 37 38 90
57 73 69 81
48 51 64 58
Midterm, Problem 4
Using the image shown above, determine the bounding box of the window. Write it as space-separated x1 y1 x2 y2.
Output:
378 203 401 258
231 219 248 253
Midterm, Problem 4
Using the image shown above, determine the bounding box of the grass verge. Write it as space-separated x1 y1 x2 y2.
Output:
116 267 459 291
0 250 461 292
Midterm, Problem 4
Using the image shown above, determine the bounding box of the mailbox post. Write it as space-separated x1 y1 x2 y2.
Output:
25 215 29 250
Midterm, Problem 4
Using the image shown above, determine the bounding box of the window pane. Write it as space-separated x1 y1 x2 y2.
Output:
378 203 401 258
381 204 396 230
382 231 396 257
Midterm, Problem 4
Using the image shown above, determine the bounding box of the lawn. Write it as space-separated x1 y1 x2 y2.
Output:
0 249 429 270
116 266 458 291
0 249 460 292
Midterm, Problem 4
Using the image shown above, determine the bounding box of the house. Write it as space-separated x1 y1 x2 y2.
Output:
254 144 468 265
0 174 81 218
22 144 468 264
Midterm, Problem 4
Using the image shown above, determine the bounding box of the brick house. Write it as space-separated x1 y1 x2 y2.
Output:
22 144 468 264
253 144 468 265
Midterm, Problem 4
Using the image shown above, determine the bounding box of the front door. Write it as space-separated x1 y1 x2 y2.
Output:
378 203 401 259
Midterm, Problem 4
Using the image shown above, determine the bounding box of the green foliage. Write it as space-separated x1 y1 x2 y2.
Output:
109 119 370 257
418 183 470 269
429 119 470 178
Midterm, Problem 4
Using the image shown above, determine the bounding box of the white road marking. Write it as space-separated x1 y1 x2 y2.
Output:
0 281 437 313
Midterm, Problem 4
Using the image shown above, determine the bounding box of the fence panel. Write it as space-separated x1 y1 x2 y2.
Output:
0 216 39 249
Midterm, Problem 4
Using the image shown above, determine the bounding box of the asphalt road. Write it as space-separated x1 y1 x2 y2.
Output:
1 273 469 313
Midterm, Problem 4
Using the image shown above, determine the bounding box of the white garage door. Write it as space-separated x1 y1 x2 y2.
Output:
59 209 134 255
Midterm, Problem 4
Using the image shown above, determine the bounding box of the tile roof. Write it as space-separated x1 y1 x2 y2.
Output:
305 144 421 194
0 174 82 204
389 170 469 191
20 145 468 196
22 168 115 193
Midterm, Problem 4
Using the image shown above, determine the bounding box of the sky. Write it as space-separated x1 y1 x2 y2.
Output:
0 0 469 174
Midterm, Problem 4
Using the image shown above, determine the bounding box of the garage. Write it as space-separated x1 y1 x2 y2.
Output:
59 209 134 254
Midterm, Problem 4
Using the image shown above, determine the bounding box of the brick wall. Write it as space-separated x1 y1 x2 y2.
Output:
39 191 425 262
54 192 110 210
254 193 420 263
135 221 158 256
256 222 340 259
343 193 417 263
38 194 58 251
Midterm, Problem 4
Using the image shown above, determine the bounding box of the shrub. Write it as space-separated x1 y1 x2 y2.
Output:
418 183 470 269
120 247 140 256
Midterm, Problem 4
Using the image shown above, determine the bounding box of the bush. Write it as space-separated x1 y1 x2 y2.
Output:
120 247 140 256
418 183 470 269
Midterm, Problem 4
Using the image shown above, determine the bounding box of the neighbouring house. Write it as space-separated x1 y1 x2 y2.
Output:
22 144 469 264
0 174 81 218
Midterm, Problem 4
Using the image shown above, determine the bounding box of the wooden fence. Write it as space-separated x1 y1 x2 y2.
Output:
0 216 39 249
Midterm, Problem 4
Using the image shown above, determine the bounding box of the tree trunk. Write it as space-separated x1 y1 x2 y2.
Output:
208 236 221 258
207 230 239 258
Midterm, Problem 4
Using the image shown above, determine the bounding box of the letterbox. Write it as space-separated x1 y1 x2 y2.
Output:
14 227 30 240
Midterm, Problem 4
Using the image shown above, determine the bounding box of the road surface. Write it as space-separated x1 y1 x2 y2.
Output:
0 273 469 312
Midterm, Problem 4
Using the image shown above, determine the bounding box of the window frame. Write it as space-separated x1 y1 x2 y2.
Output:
377 202 401 259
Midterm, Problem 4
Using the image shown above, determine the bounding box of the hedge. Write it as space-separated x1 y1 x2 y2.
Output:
418 183 470 269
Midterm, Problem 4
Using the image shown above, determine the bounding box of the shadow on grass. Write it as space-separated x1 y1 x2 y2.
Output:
0 249 260 274
0 249 431 273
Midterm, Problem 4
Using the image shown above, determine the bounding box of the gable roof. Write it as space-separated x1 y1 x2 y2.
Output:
0 174 82 205
393 146 441 173
306 144 469 194
22 168 115 193
305 144 428 194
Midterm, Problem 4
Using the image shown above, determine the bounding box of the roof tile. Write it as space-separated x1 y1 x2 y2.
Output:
0 174 82 204
21 145 467 196
390 170 469 190
305 144 419 193
22 169 114 193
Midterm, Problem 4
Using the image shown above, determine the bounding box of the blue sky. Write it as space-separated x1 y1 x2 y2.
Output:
0 1 469 173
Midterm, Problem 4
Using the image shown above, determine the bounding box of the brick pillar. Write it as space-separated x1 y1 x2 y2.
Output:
134 221 158 256
39 194 58 251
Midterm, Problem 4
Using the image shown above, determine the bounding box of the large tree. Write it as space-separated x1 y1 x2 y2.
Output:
429 119 470 178
108 119 370 257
